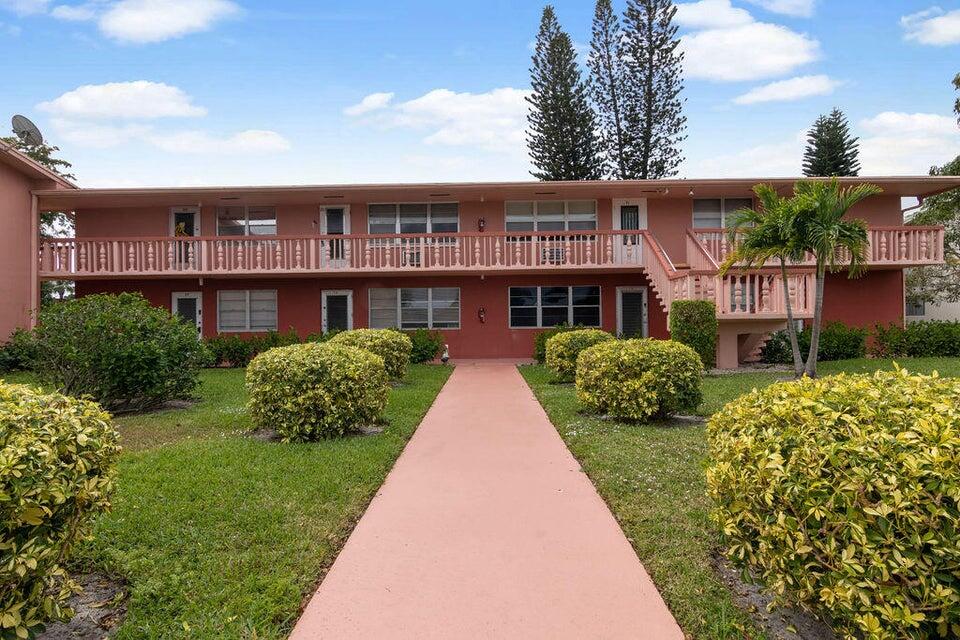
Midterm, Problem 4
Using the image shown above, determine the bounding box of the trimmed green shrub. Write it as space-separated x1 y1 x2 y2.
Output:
545 329 614 382
246 342 389 441
0 329 36 373
707 369 960 639
30 293 209 412
533 324 583 363
761 322 867 364
872 321 960 358
205 329 303 367
406 329 444 364
576 339 703 421
1 383 120 638
328 329 413 380
669 300 718 368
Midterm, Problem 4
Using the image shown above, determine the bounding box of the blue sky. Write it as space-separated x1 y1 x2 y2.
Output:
1 0 958 187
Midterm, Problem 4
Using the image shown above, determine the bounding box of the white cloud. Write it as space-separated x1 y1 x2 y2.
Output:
51 119 151 148
39 81 207 119
860 111 959 137
733 74 841 104
675 0 752 29
901 7 960 46
348 87 531 153
148 130 291 154
343 92 394 116
858 112 960 173
98 0 238 43
680 21 819 81
0 0 49 15
50 3 96 20
744 0 815 18
684 131 806 177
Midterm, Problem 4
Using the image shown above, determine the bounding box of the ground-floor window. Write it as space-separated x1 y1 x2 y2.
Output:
369 287 460 329
217 290 278 332
508 286 601 328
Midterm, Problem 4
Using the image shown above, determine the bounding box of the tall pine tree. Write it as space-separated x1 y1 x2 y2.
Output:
620 0 687 179
527 6 603 181
588 0 631 179
802 108 861 177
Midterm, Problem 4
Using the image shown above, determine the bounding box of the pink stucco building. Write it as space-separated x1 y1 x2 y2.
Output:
2 143 955 367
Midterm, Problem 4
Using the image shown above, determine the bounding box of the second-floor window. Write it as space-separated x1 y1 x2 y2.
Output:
367 203 459 235
505 201 597 232
217 206 278 236
692 198 752 229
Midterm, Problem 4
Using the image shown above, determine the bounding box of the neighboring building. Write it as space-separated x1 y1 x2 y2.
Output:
0 144 75 339
3 144 955 367
906 299 960 323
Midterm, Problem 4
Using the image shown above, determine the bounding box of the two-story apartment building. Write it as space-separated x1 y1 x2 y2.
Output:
3 144 955 368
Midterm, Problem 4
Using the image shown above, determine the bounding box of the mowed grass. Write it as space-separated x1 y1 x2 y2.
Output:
520 357 960 640
57 365 453 639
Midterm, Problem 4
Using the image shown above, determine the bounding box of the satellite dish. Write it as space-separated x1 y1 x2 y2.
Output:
12 115 43 146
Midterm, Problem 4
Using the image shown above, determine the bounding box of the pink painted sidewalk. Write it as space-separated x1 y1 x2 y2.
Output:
290 362 683 639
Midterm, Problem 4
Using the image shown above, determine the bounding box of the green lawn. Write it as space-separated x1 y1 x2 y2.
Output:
520 357 960 640
44 365 452 639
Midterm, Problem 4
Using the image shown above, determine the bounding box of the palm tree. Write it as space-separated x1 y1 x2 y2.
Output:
719 184 807 378
793 179 880 377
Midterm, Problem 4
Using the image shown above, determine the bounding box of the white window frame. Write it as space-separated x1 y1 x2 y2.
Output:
171 291 203 336
322 289 354 332
504 200 598 231
319 205 351 234
366 202 460 234
507 285 602 329
612 199 648 230
216 289 278 333
692 197 754 229
170 206 200 237
367 287 461 330
216 205 278 236
615 286 648 338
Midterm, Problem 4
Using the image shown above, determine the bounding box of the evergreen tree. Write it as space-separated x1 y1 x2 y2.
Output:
954 72 959 125
588 0 631 179
527 6 603 181
802 108 861 177
620 0 687 179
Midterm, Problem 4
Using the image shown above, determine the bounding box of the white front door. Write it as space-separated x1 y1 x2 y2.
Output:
172 292 203 336
322 290 353 332
612 199 647 262
320 206 351 265
616 287 648 338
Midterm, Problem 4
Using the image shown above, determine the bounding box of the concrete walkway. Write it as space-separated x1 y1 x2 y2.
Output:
290 362 683 639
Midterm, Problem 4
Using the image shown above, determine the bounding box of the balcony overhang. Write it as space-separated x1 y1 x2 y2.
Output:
34 176 960 211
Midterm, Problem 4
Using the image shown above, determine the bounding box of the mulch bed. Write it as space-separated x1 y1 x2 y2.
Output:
37 573 127 640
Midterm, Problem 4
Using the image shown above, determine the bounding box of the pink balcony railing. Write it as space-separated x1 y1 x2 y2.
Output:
694 226 945 267
38 230 650 278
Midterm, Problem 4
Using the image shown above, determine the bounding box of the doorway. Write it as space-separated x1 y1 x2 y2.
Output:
322 290 353 332
320 206 351 264
172 292 203 336
616 287 648 338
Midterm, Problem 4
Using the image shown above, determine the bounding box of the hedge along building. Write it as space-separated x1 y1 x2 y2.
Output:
5 148 956 367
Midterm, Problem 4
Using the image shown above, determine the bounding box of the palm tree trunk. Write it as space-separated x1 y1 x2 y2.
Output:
779 258 803 378
804 265 826 378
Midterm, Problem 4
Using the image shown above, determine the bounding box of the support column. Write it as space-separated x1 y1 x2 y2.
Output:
716 325 740 370
29 194 38 328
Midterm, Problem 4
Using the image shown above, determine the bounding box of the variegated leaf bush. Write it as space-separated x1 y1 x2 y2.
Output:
545 329 614 383
328 329 413 380
246 342 389 441
1 383 120 640
575 339 703 421
707 368 960 639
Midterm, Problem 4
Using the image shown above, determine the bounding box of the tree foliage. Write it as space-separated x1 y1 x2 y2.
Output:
527 6 603 181
802 108 861 177
619 0 687 179
588 0 631 179
906 154 960 304
954 71 959 124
